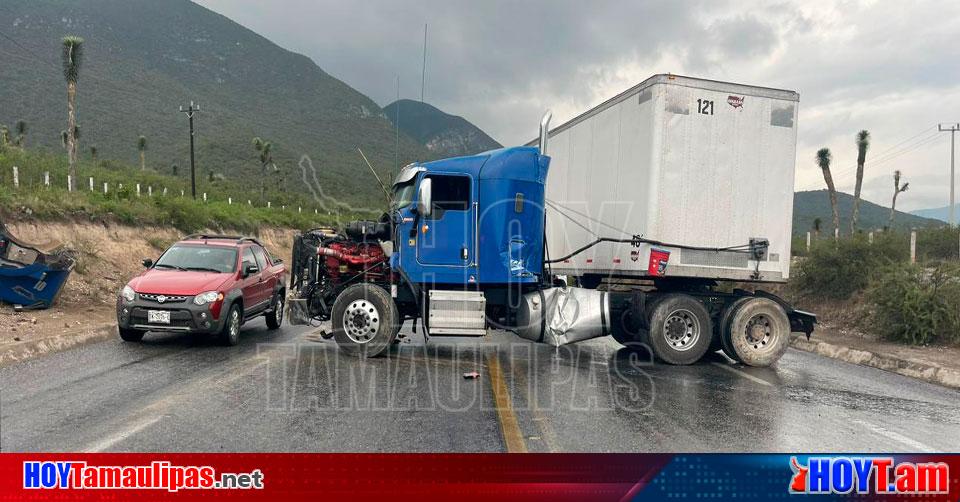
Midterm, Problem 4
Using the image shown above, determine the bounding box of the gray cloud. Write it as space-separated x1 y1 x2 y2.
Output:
195 0 960 212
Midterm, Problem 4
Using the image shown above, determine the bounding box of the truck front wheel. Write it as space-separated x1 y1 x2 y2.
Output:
647 294 712 365
331 283 399 357
725 297 791 367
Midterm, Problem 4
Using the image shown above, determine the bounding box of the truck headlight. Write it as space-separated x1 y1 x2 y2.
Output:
121 285 136 302
194 291 223 306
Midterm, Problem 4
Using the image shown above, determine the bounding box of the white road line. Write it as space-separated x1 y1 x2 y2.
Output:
83 416 163 453
711 362 774 387
852 419 935 453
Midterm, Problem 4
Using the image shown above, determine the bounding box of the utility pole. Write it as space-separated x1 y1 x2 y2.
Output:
179 101 201 199
421 23 427 102
940 123 959 226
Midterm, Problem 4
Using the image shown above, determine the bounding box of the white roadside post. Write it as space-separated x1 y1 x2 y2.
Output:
267 201 271 208
11 166 18 188
103 182 108 194
118 183 123 190
228 197 232 205
136 184 141 197
203 192 207 203
298 206 302 214
247 200 251 206
805 231 811 252
180 189 184 197
868 232 874 244
834 228 839 241
148 186 152 197
89 177 94 191
910 230 917 263
67 175 72 192
314 209 318 214
163 187 168 196
43 172 50 188
282 205 285 211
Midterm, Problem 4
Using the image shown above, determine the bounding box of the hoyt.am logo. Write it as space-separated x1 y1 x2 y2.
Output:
789 456 949 495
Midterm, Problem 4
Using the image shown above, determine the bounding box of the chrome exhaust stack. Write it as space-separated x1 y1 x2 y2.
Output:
538 110 552 155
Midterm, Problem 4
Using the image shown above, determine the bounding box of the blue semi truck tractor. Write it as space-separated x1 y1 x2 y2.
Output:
288 75 816 367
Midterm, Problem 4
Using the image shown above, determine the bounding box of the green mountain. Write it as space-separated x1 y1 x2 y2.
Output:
910 204 958 223
0 0 427 208
384 99 501 158
793 190 943 235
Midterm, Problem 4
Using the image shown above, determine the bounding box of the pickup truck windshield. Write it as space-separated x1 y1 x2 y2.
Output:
155 245 238 273
393 181 416 209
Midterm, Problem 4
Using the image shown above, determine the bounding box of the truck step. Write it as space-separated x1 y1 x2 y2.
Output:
428 290 486 337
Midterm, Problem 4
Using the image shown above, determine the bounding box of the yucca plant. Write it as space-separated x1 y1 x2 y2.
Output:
252 137 274 201
888 170 909 226
851 130 870 232
138 135 147 170
62 35 84 191
817 147 839 237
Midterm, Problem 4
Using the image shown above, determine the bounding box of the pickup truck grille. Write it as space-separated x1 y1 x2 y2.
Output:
139 293 189 304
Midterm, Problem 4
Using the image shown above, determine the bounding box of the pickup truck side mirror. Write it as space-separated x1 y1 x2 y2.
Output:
416 178 432 218
244 264 260 277
142 258 153 268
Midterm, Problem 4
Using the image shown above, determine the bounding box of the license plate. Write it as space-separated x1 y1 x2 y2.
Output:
147 310 171 324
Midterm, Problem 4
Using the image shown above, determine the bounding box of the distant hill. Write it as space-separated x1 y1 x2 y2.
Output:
910 204 959 223
793 190 943 235
384 99 501 158
0 0 427 208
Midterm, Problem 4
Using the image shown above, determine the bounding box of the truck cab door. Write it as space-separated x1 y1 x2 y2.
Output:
416 173 475 268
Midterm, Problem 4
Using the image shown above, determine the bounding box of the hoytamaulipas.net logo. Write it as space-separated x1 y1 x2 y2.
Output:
24 460 264 492
789 456 948 495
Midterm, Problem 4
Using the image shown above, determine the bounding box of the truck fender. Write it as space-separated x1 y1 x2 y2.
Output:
752 290 817 339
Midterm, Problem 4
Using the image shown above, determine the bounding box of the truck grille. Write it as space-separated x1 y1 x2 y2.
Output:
139 293 189 304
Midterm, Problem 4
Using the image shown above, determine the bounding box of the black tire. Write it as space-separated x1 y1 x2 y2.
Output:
719 297 752 362
331 283 399 357
118 327 145 342
219 303 242 346
726 297 791 367
265 292 284 330
647 294 713 365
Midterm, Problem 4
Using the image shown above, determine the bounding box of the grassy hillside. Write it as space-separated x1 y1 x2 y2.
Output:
0 0 429 208
0 147 380 234
793 190 942 236
384 99 502 157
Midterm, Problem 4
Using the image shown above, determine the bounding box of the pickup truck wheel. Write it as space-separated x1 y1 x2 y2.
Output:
265 293 284 330
118 327 145 342
726 297 791 367
219 304 242 346
647 294 712 365
719 297 752 362
332 283 398 358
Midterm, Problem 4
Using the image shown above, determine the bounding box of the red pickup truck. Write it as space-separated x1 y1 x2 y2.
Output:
116 235 287 345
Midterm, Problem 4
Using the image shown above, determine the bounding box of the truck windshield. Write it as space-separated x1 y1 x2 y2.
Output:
154 245 238 273
392 181 416 209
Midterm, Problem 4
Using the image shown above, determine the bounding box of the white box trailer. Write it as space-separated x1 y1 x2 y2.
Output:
538 74 799 283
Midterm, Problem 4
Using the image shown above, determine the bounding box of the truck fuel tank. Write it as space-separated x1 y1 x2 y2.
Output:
515 287 609 347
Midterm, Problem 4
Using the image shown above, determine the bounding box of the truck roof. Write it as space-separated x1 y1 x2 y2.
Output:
406 146 548 184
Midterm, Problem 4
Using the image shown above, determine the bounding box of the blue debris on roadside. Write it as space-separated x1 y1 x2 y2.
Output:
0 221 76 310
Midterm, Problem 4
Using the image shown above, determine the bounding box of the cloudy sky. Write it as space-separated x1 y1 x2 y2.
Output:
195 0 960 211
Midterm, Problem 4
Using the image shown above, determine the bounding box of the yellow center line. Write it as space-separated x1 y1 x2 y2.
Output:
485 352 527 453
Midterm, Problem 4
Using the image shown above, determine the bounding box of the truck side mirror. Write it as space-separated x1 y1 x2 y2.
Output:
416 178 432 217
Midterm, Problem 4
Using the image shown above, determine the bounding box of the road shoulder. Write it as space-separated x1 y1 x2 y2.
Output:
790 329 960 390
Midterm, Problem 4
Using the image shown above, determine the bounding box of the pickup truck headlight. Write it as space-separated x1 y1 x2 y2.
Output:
194 291 223 306
121 285 136 302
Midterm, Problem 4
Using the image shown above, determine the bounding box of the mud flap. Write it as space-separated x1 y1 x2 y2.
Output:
287 298 313 326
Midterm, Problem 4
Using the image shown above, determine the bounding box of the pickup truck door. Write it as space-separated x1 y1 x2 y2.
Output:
252 245 276 304
239 246 264 311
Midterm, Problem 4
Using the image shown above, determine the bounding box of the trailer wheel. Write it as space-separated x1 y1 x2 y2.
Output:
647 294 712 365
725 297 791 367
331 283 399 358
718 297 752 362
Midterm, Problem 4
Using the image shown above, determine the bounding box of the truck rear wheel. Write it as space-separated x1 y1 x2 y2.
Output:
647 294 712 365
331 283 399 358
719 297 752 362
725 297 791 367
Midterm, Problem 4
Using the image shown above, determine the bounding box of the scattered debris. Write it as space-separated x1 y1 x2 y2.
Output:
462 371 481 379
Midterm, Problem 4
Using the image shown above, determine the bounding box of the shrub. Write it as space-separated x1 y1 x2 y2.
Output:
791 233 908 299
865 262 960 345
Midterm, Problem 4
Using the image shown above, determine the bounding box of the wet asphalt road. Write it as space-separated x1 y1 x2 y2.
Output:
2 319 959 453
